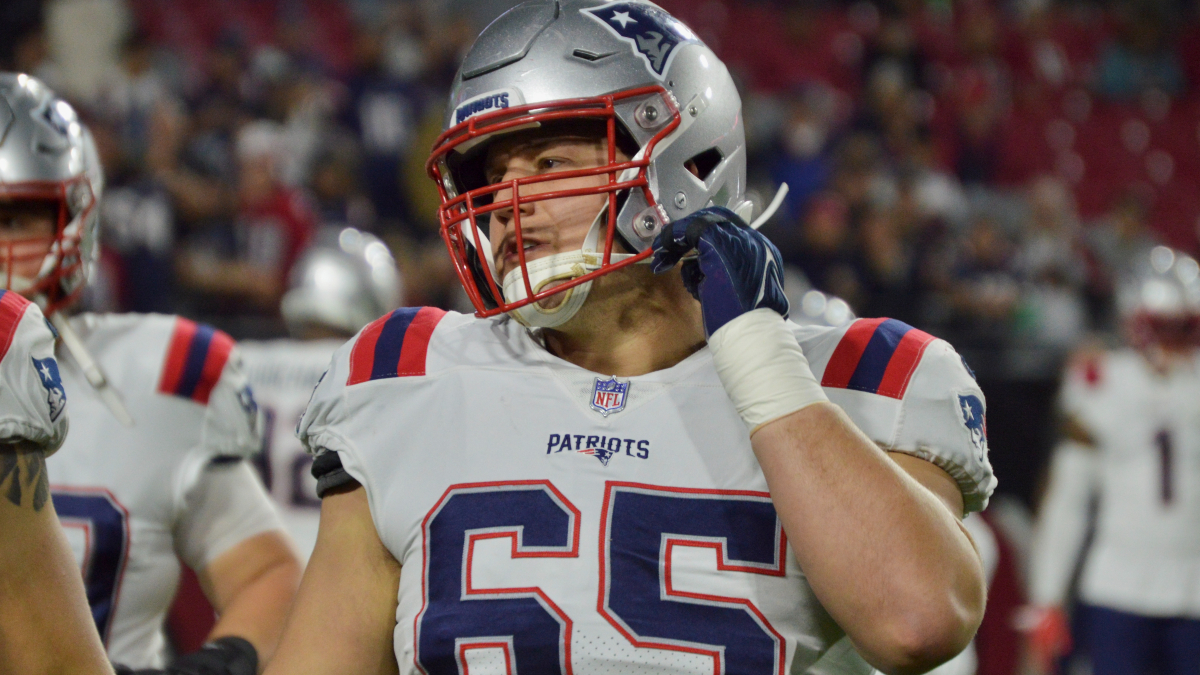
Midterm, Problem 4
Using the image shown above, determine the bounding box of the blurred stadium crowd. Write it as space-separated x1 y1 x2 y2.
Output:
1 0 1196 364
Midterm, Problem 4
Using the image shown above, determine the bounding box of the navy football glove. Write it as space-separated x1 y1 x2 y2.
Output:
652 206 789 337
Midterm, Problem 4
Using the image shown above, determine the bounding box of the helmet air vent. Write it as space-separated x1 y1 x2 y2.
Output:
460 1 559 80
686 147 723 182
572 48 616 62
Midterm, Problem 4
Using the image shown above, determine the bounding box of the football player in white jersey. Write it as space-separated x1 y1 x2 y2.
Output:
267 3 994 674
240 228 402 561
0 74 302 675
0 284 112 674
1028 245 1200 675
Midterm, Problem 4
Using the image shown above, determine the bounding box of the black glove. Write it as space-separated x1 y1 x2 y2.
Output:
170 637 257 675
113 637 257 675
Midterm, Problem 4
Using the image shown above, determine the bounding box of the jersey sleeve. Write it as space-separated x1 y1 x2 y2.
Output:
174 459 287 571
0 292 67 453
296 339 355 464
157 318 263 459
298 307 448 497
803 318 997 514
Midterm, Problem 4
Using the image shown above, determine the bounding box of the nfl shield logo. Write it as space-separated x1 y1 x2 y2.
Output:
590 376 630 417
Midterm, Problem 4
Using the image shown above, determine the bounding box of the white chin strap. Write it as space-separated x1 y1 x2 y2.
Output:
497 202 640 329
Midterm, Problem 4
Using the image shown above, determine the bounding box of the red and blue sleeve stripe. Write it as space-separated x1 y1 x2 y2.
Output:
0 290 31 363
158 318 236 405
347 307 447 385
820 318 936 399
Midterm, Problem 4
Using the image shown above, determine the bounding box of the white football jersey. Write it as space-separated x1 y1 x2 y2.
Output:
0 290 67 452
238 338 342 561
299 309 994 674
46 313 269 666
1031 349 1200 617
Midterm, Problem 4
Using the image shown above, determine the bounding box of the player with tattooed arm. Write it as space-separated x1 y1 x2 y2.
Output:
0 289 112 674
268 3 994 674
0 79 111 674
0 74 301 675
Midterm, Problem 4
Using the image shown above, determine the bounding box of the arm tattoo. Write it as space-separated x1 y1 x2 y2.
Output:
0 446 50 511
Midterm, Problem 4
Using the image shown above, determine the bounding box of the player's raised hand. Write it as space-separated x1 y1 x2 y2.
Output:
651 207 788 338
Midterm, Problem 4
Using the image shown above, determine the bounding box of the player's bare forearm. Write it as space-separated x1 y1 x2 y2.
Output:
263 484 400 675
0 445 114 675
200 530 302 670
751 403 986 675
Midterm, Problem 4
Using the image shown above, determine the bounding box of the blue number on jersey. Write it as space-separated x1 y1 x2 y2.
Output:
415 481 579 675
53 489 130 642
601 482 786 674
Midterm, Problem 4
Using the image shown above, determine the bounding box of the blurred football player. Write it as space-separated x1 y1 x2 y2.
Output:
0 219 111 672
267 3 993 674
239 227 402 560
1028 245 1200 675
0 74 301 675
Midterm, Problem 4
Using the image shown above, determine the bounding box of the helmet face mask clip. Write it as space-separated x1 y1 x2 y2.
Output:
428 85 681 324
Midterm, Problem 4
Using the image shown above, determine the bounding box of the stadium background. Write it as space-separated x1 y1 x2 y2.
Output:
4 0 1199 671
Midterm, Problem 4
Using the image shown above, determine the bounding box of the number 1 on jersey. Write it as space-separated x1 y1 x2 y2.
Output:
1156 428 1174 505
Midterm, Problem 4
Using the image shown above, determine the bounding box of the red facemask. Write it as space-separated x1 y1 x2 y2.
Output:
0 176 95 315
427 85 680 318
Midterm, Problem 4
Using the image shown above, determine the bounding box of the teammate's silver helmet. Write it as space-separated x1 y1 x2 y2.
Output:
427 0 748 326
0 73 101 314
1117 245 1200 348
280 228 403 337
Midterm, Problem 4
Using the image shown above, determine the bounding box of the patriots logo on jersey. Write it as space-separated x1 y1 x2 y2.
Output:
958 394 988 461
581 2 699 77
32 356 66 422
546 433 651 466
591 376 629 417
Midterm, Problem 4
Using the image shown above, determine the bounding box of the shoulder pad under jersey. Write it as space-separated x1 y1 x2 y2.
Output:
157 316 263 458
0 292 67 453
298 307 454 460
796 317 997 513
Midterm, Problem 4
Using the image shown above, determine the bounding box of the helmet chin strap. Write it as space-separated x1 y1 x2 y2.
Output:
47 310 135 427
501 201 640 329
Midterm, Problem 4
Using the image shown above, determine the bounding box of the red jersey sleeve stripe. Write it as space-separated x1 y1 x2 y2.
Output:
158 318 199 397
0 291 31 363
396 307 447 377
820 318 887 389
874 328 936 399
347 314 389 386
190 329 236 405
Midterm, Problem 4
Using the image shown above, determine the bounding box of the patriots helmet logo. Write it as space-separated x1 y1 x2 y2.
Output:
958 394 988 461
580 444 618 466
32 356 66 422
582 2 700 77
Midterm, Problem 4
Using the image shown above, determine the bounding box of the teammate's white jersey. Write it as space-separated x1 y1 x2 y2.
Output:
46 313 280 667
299 308 994 674
1031 349 1200 617
0 290 67 452
239 338 342 561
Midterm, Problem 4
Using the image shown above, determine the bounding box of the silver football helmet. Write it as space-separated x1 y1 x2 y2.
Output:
281 227 404 337
427 0 751 327
0 73 101 314
1117 245 1200 348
